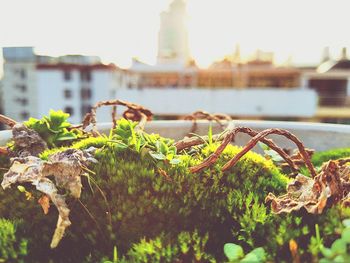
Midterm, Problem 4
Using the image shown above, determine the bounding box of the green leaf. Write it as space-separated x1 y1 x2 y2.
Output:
331 239 347 255
169 158 181 165
149 152 166 160
156 141 169 155
17 186 26 193
264 150 284 162
55 132 77 141
208 124 213 146
106 140 129 150
334 255 346 263
342 228 350 243
113 246 118 262
343 219 350 228
241 253 259 262
244 247 266 262
223 243 244 261
168 146 177 155
48 110 70 130
258 142 269 151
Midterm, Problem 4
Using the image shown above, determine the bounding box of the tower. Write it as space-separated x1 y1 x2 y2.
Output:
321 46 331 63
157 0 190 66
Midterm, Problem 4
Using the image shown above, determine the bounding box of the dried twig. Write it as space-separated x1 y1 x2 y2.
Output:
184 110 231 134
0 114 17 128
112 105 117 129
189 127 300 174
82 99 153 133
0 147 8 155
221 129 316 177
280 148 315 169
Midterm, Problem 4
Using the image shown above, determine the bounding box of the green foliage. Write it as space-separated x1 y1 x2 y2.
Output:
0 136 290 262
224 243 266 262
312 148 350 167
123 230 215 263
258 142 284 162
308 219 350 263
103 246 118 263
39 136 110 160
111 118 181 164
0 218 28 262
2 119 350 263
24 109 80 148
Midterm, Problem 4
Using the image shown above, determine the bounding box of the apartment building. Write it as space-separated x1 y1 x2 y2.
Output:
2 47 124 123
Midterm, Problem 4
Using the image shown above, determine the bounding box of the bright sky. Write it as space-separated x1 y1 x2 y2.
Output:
1 0 350 73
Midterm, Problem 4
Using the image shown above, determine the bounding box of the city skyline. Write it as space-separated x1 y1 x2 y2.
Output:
1 0 350 76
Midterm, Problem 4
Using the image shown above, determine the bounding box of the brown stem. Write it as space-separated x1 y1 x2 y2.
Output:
0 114 17 128
112 106 117 129
189 127 299 174
135 113 148 131
175 133 226 152
0 147 8 155
184 110 231 134
82 99 153 132
221 128 316 177
189 130 234 173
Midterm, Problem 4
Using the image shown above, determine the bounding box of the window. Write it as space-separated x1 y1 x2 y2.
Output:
81 88 92 100
64 70 72 81
15 98 28 106
20 111 29 120
64 106 74 116
81 104 92 116
80 70 91 82
19 69 26 79
15 84 27 92
64 89 72 99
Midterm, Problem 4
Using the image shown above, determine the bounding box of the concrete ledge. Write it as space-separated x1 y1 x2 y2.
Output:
1 120 349 152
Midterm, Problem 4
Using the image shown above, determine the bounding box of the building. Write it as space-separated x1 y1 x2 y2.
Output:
0 79 4 130
300 47 350 123
126 55 301 90
2 47 124 123
157 0 190 66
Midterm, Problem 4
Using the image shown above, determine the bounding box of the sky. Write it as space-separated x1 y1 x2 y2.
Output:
1 0 350 74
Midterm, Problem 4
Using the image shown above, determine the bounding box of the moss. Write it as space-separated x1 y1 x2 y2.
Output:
0 218 28 262
121 230 216 263
1 129 349 262
312 148 350 167
39 136 109 160
0 139 290 262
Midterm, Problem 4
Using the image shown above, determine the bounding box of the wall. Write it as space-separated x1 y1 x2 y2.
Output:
2 61 38 121
116 88 317 117
37 69 82 123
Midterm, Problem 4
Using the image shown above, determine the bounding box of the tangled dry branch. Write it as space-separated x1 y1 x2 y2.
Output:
0 100 349 250
82 99 153 134
0 114 17 128
184 110 231 134
186 127 305 175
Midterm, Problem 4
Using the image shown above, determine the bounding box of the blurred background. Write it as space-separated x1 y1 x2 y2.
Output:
1 0 350 127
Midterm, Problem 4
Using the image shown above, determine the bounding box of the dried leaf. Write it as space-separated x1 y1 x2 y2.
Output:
266 160 350 214
11 124 47 157
1 148 96 248
38 195 51 215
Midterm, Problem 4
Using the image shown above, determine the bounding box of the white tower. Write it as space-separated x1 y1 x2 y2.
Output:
157 0 190 66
